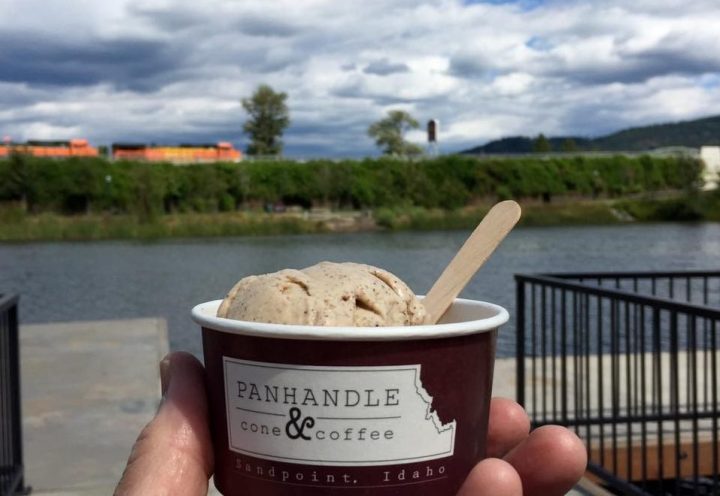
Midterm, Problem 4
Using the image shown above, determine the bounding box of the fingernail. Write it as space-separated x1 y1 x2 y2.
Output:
160 355 171 396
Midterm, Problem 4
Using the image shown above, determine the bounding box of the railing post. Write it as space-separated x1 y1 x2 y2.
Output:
0 295 30 496
9 301 29 495
515 276 526 407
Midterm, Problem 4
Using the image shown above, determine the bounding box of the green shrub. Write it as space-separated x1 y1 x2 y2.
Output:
0 154 702 215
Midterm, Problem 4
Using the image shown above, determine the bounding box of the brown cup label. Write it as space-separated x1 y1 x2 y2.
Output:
223 357 456 466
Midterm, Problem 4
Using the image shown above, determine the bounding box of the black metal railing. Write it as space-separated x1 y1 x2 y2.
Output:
0 294 29 496
515 271 720 496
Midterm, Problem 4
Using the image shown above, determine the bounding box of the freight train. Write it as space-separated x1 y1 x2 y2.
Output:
0 139 99 158
111 142 241 163
0 138 242 163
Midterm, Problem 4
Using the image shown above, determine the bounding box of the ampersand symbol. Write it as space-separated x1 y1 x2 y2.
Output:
285 407 315 440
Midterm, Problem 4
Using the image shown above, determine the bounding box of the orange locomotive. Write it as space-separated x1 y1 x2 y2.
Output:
112 142 242 163
0 139 99 158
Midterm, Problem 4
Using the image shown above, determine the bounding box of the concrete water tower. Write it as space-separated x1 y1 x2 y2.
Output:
427 119 439 156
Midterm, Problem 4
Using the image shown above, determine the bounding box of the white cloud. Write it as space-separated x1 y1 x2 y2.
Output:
20 122 83 141
1 0 719 156
492 73 535 96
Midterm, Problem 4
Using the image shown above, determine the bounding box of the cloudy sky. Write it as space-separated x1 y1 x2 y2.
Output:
2 0 720 157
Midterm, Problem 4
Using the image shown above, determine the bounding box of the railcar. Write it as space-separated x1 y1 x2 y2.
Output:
0 139 98 158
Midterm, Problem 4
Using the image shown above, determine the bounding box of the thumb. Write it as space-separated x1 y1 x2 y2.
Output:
115 352 214 496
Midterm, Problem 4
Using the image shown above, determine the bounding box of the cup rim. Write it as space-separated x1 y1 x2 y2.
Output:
192 297 509 341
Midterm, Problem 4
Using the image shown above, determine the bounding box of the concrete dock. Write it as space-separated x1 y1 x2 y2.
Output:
19 319 592 495
21 318 169 495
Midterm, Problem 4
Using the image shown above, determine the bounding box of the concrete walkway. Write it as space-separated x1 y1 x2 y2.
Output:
19 319 592 495
21 318 169 495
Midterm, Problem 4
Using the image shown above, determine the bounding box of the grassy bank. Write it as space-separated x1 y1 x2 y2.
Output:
0 210 326 241
375 201 622 230
1 194 717 242
616 194 720 222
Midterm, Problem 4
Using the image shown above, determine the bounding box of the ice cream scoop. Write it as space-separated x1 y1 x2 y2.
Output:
217 261 426 326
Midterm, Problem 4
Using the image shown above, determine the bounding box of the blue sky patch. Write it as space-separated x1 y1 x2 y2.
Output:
464 0 546 10
526 36 553 51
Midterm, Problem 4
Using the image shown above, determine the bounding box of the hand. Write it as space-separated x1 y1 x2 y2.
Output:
115 352 587 496
115 352 213 496
457 399 586 495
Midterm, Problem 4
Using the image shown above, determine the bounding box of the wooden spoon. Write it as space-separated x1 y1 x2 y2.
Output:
423 200 522 324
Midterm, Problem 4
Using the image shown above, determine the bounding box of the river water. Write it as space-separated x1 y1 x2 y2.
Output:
1 223 719 358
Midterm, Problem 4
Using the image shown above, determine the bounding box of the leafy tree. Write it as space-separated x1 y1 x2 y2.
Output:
241 84 290 156
130 163 167 222
533 134 552 153
368 110 424 157
6 151 35 211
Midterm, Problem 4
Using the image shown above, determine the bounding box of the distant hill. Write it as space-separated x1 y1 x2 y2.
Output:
461 114 720 154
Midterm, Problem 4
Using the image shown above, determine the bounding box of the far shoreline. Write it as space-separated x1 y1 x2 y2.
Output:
1 195 718 243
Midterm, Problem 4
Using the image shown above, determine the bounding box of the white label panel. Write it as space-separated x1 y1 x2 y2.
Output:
223 357 456 466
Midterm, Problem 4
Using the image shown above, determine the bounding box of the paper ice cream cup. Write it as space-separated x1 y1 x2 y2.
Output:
192 297 509 496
